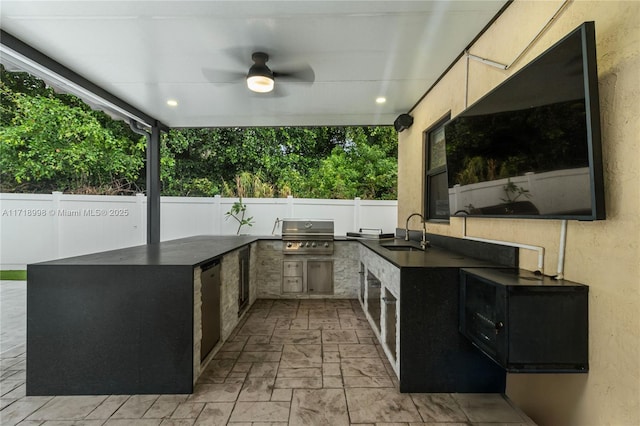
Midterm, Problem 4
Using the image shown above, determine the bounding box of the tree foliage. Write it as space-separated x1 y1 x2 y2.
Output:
296 127 397 199
1 67 397 199
0 71 145 193
162 126 397 199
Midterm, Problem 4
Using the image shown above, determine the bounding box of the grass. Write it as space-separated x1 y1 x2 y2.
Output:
0 270 27 280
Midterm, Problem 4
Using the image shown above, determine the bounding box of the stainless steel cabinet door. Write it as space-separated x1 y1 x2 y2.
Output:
201 260 221 361
307 260 333 294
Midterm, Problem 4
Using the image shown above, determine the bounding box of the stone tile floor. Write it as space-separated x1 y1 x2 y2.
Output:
0 280 536 425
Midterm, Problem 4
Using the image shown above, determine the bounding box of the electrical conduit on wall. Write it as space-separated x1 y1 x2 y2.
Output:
556 219 568 279
460 217 569 279
461 216 545 273
463 0 570 108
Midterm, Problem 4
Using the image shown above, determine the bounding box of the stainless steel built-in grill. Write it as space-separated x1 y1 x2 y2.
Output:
281 219 334 254
281 219 334 294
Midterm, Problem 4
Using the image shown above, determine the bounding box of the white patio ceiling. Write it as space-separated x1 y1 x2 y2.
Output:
0 1 508 128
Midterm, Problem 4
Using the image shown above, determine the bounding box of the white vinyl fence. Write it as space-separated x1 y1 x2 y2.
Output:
449 168 591 215
0 193 397 269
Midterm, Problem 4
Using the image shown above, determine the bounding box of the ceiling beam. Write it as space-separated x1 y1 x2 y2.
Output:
0 30 168 132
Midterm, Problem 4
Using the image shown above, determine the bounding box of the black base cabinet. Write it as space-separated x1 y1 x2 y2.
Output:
25 235 258 396
399 268 506 393
27 264 194 395
459 268 589 373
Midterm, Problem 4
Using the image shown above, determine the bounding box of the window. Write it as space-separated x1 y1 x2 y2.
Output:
424 114 450 221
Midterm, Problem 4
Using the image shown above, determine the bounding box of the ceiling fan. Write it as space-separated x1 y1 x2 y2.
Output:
246 52 275 93
203 50 315 96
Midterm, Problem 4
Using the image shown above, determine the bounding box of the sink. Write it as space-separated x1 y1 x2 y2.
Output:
380 241 425 252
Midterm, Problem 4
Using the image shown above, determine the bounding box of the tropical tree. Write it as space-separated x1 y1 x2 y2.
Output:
1 67 398 199
0 81 144 193
297 127 397 199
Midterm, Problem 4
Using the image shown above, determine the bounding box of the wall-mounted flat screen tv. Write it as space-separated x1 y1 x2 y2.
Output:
445 22 605 220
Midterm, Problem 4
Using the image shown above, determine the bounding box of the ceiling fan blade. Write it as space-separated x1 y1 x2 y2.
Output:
273 63 315 84
223 46 277 67
202 68 246 84
222 47 253 67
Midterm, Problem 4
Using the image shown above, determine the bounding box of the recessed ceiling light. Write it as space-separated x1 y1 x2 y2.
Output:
376 97 386 104
166 99 178 107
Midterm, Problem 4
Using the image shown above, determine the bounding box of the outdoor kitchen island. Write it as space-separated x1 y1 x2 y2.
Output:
26 235 261 396
26 233 516 396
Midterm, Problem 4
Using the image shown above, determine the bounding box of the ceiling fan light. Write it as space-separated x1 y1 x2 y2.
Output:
246 59 274 93
247 75 274 93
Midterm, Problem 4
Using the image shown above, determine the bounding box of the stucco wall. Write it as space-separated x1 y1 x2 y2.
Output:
397 1 640 425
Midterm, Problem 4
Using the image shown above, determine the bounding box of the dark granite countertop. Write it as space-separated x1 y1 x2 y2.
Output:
461 267 586 287
359 239 499 269
32 235 261 267
32 235 498 270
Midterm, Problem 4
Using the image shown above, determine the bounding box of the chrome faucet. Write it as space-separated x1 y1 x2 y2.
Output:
405 212 428 249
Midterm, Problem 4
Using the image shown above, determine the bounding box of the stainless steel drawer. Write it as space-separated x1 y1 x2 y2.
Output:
282 276 303 293
283 260 303 277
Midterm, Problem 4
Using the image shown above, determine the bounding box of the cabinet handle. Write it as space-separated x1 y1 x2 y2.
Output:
474 312 494 326
382 297 396 305
494 321 504 334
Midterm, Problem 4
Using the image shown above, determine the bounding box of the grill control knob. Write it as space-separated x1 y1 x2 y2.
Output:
286 242 292 248
305 242 311 247
324 242 329 248
311 242 317 247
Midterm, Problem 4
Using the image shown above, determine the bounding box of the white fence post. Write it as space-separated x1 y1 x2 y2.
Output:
136 193 145 244
353 197 361 231
213 195 222 234
450 184 461 214
52 191 62 259
525 172 536 198
1 194 397 267
287 195 294 218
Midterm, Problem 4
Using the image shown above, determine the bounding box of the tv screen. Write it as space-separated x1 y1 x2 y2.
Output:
445 22 605 220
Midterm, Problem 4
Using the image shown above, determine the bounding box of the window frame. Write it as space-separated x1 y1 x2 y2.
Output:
423 113 451 222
